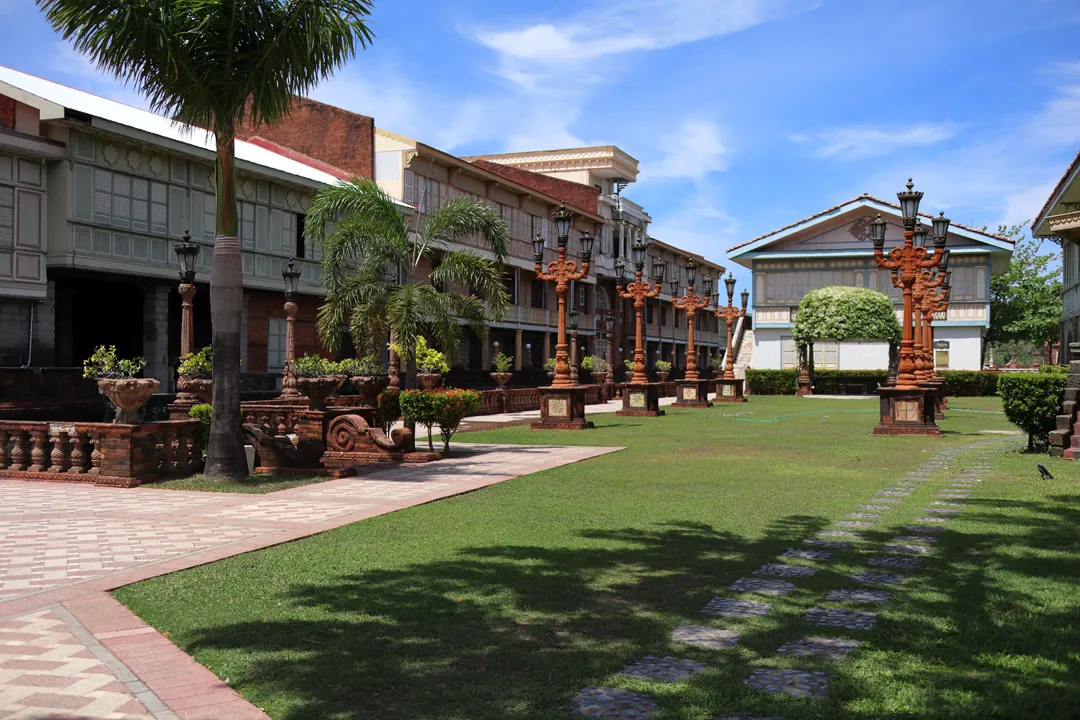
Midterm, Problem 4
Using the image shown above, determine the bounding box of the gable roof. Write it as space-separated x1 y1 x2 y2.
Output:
727 194 1014 257
1033 150 1080 236
0 65 342 188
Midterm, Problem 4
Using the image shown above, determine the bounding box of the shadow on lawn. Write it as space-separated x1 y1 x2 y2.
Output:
183 495 1080 720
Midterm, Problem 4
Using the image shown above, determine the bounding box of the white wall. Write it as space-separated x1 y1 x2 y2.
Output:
838 341 888 370
932 326 983 371
752 327 786 369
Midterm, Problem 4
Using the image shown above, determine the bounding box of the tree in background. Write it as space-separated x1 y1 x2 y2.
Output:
988 223 1063 363
39 0 375 479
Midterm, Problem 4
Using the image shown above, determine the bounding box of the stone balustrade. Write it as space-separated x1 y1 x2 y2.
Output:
0 420 202 487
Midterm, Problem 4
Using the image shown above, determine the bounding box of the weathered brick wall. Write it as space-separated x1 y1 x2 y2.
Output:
0 95 14 130
245 289 325 373
469 160 600 214
238 97 375 178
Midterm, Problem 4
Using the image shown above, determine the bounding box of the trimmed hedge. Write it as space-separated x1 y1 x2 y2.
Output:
746 369 798 395
937 370 999 397
998 372 1066 451
812 370 888 394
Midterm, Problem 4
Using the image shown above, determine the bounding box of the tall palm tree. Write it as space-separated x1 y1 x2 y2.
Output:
39 0 375 479
307 177 510 384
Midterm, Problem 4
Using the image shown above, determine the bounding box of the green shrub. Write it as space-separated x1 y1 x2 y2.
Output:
998 372 1065 452
655 360 672 373
291 354 337 378
391 337 449 374
1039 364 1067 374
811 369 888 394
624 359 635 372
336 354 385 377
710 355 725 370
83 345 147 379
746 369 798 395
376 388 400 436
938 370 999 396
177 346 212 379
544 357 556 372
399 389 481 453
580 355 608 373
792 286 901 345
189 403 212 453
491 352 513 372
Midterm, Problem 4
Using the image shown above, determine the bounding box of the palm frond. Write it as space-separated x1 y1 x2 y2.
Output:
386 283 422 365
427 250 511 322
416 284 464 363
419 197 509 263
306 178 407 245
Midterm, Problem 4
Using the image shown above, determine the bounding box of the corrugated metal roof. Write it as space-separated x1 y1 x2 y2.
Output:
0 65 342 186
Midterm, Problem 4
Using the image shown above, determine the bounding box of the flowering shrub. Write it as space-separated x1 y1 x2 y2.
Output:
793 286 901 346
177 346 212 379
399 388 481 453
83 345 147 379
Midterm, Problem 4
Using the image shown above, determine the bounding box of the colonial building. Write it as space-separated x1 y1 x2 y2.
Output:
727 195 1014 371
1033 150 1080 351
0 66 340 385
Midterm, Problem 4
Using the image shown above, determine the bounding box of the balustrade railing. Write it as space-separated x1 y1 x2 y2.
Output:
0 420 202 487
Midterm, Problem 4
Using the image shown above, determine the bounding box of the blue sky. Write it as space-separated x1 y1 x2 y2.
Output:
2 0 1079 289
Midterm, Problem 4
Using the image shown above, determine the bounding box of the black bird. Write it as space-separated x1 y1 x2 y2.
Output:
1038 464 1054 480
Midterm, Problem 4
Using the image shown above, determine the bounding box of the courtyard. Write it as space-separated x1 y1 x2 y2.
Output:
5 396 1077 719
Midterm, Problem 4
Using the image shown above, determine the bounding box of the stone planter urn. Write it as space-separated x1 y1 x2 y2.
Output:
591 371 608 385
349 376 380 407
417 372 442 390
296 376 345 411
656 371 670 383
177 377 213 404
98 378 160 424
547 370 555 381
490 372 512 388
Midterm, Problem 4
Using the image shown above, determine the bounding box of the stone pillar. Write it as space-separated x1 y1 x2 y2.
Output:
240 291 250 371
143 284 171 390
543 332 552 363
35 282 56 366
481 340 490 371
514 329 523 370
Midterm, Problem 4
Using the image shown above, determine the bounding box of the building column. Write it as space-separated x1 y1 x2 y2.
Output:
240 291 250 373
514 329 523 370
543 332 552 362
481 340 491 371
143 284 171 390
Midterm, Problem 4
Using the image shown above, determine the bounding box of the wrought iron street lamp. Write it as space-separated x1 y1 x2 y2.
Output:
281 258 302 398
871 178 950 436
531 204 594 429
672 260 714 408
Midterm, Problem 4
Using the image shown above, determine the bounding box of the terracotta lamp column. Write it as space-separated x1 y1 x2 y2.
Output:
919 266 951 420
870 179 950 436
615 237 666 417
281 259 302 398
671 259 714 408
711 272 749 402
531 204 595 430
169 233 201 412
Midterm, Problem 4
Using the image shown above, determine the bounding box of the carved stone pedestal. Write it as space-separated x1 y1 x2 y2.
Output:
873 386 941 437
923 380 946 420
532 386 594 430
616 383 665 417
714 378 746 403
672 380 712 408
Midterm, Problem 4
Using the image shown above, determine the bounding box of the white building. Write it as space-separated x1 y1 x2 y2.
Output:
727 194 1014 372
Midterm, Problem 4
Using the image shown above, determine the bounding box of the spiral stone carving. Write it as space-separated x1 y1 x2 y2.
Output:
327 415 370 452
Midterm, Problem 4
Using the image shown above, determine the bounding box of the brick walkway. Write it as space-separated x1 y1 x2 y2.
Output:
0 443 618 720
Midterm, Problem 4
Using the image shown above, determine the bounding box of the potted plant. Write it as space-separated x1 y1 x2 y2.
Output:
490 351 513 387
544 357 557 380
416 337 450 389
291 354 345 410
711 354 725 376
337 354 385 406
581 355 609 385
83 345 157 424
176 346 213 403
655 359 672 383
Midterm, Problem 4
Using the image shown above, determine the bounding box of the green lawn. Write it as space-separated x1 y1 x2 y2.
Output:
146 472 331 494
114 396 1080 719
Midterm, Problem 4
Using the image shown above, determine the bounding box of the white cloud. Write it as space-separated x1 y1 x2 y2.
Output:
46 43 151 110
792 122 959 159
641 119 728 182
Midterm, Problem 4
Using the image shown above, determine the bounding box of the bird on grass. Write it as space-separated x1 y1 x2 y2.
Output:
1038 464 1054 480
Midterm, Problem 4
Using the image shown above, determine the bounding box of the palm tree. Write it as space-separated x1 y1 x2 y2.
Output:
307 177 510 385
39 0 375 479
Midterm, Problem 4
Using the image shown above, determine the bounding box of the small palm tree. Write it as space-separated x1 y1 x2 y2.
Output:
307 177 510 386
39 0 374 479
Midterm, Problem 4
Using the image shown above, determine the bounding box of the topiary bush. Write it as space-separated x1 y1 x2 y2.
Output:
998 372 1065 452
793 286 901 347
746 369 798 395
938 370 999 396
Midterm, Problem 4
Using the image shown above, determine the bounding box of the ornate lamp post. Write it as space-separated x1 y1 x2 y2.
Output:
712 272 750 402
530 203 595 430
615 241 666 417
672 260 715 408
281 258 302 398
871 179 949 436
917 256 951 419
171 233 201 408
568 308 580 385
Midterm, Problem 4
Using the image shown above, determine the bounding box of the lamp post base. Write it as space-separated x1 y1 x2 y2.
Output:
672 379 713 408
713 378 747 403
873 386 941 437
532 386 594 430
922 380 947 420
616 382 665 417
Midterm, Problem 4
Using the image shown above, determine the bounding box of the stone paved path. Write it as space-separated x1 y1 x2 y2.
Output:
0 443 619 720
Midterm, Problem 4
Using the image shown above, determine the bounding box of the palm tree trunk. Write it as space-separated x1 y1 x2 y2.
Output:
205 133 249 479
